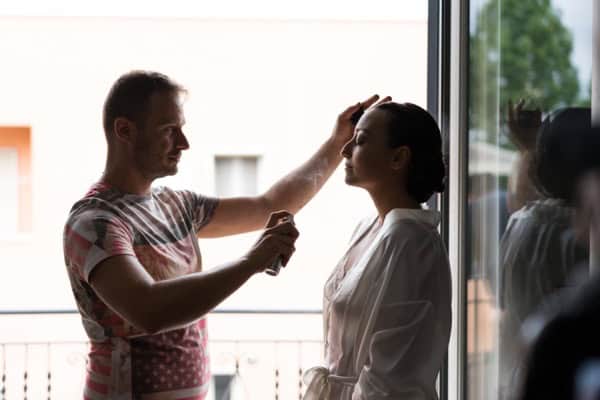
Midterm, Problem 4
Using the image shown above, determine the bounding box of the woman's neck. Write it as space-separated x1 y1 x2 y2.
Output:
368 188 421 221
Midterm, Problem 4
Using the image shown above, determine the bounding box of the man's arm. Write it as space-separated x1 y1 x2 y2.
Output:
89 212 298 334
199 95 387 238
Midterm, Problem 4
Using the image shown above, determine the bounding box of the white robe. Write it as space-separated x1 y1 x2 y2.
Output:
304 208 452 400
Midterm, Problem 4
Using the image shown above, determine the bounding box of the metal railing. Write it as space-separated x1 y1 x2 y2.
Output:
0 309 323 400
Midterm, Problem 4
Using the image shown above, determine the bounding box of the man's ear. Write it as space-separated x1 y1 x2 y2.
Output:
391 146 411 171
113 117 137 143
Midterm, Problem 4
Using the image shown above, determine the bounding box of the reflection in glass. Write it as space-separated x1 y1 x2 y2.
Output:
466 0 592 399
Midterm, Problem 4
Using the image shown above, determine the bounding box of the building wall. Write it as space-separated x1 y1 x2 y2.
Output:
0 15 427 311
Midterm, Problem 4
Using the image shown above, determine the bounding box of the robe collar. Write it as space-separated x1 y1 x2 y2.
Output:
379 208 441 232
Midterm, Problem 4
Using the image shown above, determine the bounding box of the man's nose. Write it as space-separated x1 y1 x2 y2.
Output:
177 130 190 150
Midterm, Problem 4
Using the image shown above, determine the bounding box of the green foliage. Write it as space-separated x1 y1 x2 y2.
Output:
470 0 580 139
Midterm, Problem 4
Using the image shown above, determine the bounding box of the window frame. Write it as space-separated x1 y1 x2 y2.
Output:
427 0 471 399
0 126 32 237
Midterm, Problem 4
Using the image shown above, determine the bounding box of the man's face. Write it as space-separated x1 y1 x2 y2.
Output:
133 91 189 180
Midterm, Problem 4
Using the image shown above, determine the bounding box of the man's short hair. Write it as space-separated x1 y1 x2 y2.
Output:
102 70 185 135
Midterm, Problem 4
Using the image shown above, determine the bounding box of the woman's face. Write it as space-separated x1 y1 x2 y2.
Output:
341 108 402 190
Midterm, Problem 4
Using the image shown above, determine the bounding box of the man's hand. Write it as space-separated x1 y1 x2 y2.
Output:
243 211 299 274
330 94 392 146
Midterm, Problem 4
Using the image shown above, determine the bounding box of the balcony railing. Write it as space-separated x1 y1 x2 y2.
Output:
0 309 323 400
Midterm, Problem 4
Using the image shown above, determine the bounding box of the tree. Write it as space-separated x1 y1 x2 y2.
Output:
470 0 580 143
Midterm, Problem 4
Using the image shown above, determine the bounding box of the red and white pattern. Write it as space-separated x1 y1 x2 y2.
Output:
64 183 218 399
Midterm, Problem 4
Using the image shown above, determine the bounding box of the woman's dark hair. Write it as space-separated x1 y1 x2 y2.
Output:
533 107 598 203
376 102 446 203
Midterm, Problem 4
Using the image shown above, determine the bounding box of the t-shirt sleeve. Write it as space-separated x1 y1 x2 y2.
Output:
178 190 220 234
64 209 135 282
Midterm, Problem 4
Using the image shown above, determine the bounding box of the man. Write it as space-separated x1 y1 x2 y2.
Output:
63 70 385 399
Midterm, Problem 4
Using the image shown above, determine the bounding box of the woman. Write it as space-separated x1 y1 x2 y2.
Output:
304 102 452 400
499 107 591 398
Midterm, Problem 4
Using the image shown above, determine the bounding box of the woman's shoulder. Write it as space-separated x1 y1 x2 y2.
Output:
384 210 441 241
389 217 436 233
382 222 443 261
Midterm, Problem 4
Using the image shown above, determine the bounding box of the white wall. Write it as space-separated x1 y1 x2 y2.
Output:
0 16 427 311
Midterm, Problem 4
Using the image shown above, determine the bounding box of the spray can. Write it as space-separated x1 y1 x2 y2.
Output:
265 215 294 276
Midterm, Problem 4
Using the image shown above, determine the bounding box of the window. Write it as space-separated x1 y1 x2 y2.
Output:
0 127 32 235
465 1 592 398
212 374 234 400
214 156 259 197
0 148 19 234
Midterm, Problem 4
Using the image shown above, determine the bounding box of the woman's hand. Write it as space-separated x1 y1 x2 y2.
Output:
506 98 542 151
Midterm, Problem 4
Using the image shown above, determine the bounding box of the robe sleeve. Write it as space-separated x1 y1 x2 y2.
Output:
352 223 449 399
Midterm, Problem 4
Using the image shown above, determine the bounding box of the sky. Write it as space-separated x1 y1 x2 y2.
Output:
552 0 593 95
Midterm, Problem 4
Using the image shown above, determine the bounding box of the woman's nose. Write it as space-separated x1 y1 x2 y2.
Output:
340 139 353 158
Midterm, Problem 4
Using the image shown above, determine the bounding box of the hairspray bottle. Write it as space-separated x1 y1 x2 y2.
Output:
265 215 294 276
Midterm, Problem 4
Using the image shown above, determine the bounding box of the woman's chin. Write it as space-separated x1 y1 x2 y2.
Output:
344 175 358 186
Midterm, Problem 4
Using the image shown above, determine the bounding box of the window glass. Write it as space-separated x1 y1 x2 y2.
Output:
0 148 19 234
466 1 593 398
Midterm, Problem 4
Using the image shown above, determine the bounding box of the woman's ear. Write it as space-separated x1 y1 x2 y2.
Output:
391 146 411 171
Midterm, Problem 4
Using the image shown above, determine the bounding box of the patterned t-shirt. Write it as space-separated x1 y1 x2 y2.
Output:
63 182 219 400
